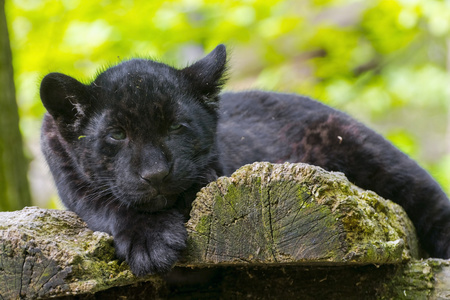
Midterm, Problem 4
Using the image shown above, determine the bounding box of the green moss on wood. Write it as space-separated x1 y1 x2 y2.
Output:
0 207 162 299
186 162 419 265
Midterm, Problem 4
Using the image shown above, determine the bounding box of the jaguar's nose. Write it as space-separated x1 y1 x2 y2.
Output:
139 165 169 185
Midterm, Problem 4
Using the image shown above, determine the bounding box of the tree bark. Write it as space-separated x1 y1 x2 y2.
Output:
0 0 31 211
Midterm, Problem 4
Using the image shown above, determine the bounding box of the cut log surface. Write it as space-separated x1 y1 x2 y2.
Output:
185 162 419 265
0 207 160 299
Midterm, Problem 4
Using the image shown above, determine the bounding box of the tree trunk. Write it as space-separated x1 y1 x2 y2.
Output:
0 0 31 211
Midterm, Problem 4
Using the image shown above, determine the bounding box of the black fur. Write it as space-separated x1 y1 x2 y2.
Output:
40 44 450 276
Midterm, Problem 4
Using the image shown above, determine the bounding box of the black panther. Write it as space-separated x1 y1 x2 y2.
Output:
40 44 450 276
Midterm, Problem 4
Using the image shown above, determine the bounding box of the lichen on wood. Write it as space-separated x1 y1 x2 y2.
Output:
0 207 161 299
185 162 419 265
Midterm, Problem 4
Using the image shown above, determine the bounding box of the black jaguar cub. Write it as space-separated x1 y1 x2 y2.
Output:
40 44 450 276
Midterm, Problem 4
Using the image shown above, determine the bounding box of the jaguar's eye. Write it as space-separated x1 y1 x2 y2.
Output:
109 129 127 141
169 123 183 132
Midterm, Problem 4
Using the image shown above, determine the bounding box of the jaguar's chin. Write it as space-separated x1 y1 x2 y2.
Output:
131 194 178 213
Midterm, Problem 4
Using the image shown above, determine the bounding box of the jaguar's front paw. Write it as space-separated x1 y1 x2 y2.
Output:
113 210 187 276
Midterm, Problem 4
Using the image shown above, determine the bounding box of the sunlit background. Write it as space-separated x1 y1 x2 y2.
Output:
5 0 450 208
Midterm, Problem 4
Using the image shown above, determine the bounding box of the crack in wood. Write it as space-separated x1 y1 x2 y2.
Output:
35 244 61 294
265 186 277 263
221 213 251 228
14 244 25 297
0 248 10 299
19 246 26 298
204 210 214 262
24 246 38 296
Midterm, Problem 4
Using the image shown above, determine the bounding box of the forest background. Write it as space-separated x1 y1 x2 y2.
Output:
4 0 450 209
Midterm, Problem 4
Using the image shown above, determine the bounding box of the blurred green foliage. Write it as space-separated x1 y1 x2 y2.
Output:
5 0 450 207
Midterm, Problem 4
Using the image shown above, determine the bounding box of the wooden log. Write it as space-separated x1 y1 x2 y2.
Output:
1 162 449 299
185 162 419 265
0 207 162 299
81 260 450 299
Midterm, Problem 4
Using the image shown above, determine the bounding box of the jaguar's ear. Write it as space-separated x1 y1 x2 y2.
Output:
40 72 90 123
181 44 228 104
